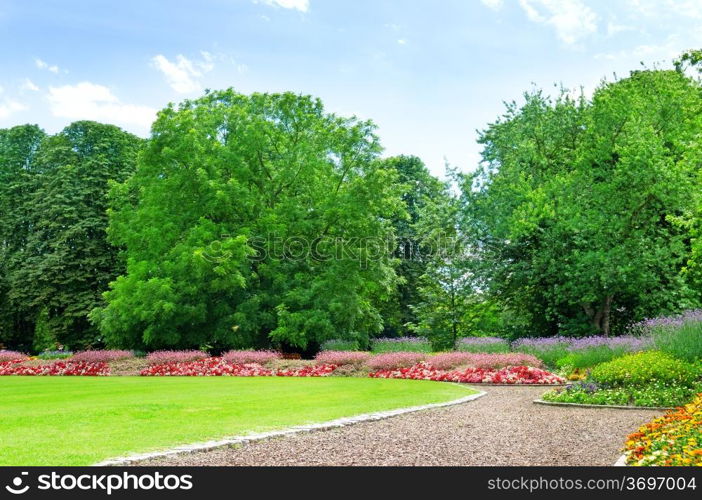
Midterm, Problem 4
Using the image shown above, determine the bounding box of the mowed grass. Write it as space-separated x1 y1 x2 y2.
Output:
0 376 473 466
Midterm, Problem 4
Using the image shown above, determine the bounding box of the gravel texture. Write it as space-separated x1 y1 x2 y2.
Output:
133 386 663 466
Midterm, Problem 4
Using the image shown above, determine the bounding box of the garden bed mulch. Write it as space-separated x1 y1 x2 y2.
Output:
533 400 675 411
130 386 663 467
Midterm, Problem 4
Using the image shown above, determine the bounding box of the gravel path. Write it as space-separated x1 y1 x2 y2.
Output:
134 386 662 466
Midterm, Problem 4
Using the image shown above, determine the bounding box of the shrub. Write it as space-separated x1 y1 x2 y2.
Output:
511 337 571 367
591 351 700 387
320 339 360 351
146 350 209 365
427 352 543 370
37 350 73 360
371 337 431 353
624 392 702 465
0 350 28 362
456 337 511 353
222 350 281 365
365 352 427 370
556 346 632 370
314 351 371 366
649 319 702 363
71 350 134 363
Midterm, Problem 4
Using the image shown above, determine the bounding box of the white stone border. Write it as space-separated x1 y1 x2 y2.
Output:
93 386 486 466
614 455 628 466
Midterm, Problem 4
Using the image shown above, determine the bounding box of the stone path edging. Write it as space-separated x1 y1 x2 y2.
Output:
533 399 674 411
93 387 486 466
614 455 628 466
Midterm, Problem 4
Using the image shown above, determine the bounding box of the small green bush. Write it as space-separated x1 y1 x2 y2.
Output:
591 351 700 387
319 339 360 351
543 383 701 408
371 337 432 353
556 346 631 370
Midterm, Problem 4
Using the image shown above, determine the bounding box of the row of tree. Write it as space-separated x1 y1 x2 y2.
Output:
2 53 702 352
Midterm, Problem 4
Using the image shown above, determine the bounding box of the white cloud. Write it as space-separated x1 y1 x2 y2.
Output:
259 0 309 12
47 82 156 130
21 78 40 92
397 38 407 45
0 99 27 119
151 53 215 94
517 0 597 45
35 58 60 74
481 0 504 10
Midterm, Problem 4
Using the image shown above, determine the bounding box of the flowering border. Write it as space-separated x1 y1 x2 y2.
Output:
93 386 486 466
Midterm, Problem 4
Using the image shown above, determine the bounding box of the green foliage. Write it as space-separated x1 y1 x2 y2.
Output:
93 90 404 350
462 68 702 338
650 320 702 363
591 351 700 387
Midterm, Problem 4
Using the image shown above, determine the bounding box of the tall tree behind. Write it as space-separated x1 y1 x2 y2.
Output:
0 125 46 349
379 155 445 337
8 121 142 349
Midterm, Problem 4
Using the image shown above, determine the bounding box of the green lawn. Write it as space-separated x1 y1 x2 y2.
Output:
0 376 473 466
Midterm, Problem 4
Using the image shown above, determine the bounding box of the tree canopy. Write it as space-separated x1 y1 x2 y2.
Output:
462 69 702 337
91 90 405 351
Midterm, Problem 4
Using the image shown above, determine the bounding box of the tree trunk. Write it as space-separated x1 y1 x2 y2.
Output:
582 295 614 335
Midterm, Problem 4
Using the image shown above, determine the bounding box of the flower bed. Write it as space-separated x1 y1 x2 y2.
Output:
314 351 371 366
365 352 427 370
0 350 28 362
542 352 702 407
222 350 281 365
71 350 134 363
0 360 109 376
426 352 543 370
369 363 565 385
145 350 209 365
140 357 337 377
624 393 702 466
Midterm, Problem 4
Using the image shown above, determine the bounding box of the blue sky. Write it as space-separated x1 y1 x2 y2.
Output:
1 0 701 176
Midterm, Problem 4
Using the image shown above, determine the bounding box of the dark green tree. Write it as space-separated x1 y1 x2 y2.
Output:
9 121 142 349
0 124 47 350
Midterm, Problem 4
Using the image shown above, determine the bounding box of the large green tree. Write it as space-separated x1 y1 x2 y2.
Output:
7 121 142 349
92 90 404 351
463 68 702 337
